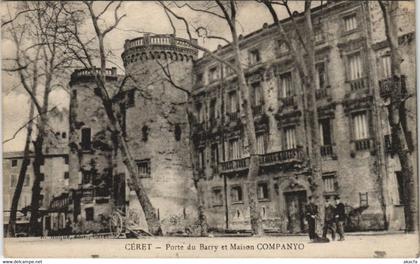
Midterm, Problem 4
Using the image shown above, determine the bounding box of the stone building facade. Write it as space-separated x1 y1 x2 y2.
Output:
67 1 416 234
190 1 416 232
68 37 200 233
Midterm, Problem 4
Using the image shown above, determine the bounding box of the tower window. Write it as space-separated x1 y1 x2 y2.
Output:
81 127 91 150
142 125 149 142
249 49 261 65
136 159 151 178
85 207 94 221
11 159 18 167
174 124 182 141
279 72 293 98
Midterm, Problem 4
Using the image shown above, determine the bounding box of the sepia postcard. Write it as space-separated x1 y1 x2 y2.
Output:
1 0 419 259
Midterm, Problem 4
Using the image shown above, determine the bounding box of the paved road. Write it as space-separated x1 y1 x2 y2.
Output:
3 233 419 258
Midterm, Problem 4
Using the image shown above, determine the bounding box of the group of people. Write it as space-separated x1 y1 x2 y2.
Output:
305 195 346 242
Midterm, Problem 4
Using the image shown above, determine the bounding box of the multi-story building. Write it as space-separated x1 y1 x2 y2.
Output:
190 1 416 232
66 1 415 234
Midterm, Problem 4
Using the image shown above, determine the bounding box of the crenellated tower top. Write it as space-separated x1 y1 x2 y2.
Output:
121 34 198 66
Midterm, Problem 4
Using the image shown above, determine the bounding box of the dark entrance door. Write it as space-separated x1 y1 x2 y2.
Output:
285 191 307 233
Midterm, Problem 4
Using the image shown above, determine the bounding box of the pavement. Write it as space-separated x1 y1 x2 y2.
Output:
3 233 419 258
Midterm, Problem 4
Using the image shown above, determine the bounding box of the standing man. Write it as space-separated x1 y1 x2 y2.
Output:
322 196 336 241
334 196 346 241
305 195 319 241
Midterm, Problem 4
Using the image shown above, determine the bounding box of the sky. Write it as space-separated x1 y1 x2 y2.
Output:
1 1 304 152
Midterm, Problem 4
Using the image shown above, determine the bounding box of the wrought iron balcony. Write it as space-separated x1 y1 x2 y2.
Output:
379 75 406 98
320 145 334 157
349 77 367 91
220 157 250 173
219 147 305 174
354 138 371 151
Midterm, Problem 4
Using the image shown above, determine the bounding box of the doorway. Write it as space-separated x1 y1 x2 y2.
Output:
284 191 307 233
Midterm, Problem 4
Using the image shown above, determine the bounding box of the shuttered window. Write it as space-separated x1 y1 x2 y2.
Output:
252 83 262 106
284 127 297 150
323 176 335 193
228 91 238 113
344 14 357 31
256 134 267 154
353 113 369 140
348 53 363 80
228 138 241 160
279 72 293 98
382 55 392 79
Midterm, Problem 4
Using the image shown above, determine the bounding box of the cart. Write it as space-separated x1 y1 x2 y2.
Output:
109 207 152 238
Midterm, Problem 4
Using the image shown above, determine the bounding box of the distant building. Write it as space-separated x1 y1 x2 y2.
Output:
3 108 69 235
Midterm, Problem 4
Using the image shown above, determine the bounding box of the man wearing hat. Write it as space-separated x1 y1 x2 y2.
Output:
334 196 346 241
305 195 319 241
322 196 336 241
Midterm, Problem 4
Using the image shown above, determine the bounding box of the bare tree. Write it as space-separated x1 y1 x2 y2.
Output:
160 0 266 235
62 1 162 235
261 0 324 232
378 0 417 232
4 83 37 238
4 1 76 235
156 59 208 236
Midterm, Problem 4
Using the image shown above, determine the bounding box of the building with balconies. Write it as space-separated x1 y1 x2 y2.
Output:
190 1 416 233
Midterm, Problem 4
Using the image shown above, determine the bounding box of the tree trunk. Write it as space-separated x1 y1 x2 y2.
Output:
234 42 263 236
117 132 162 235
379 0 417 232
7 100 35 237
29 74 51 236
29 132 45 236
187 107 208 236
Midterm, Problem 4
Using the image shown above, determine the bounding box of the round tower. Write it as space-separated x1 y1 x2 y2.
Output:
121 34 199 233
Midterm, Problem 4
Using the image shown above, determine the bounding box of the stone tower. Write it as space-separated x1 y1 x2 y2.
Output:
121 34 199 233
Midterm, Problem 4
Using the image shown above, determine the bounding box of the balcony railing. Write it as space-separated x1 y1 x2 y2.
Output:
124 34 197 51
355 138 371 151
349 77 367 91
320 145 334 157
220 158 250 173
379 75 407 98
260 147 304 166
219 147 305 174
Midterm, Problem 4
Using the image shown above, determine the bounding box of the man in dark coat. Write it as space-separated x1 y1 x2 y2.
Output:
305 195 319 241
322 196 336 241
334 196 346 241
